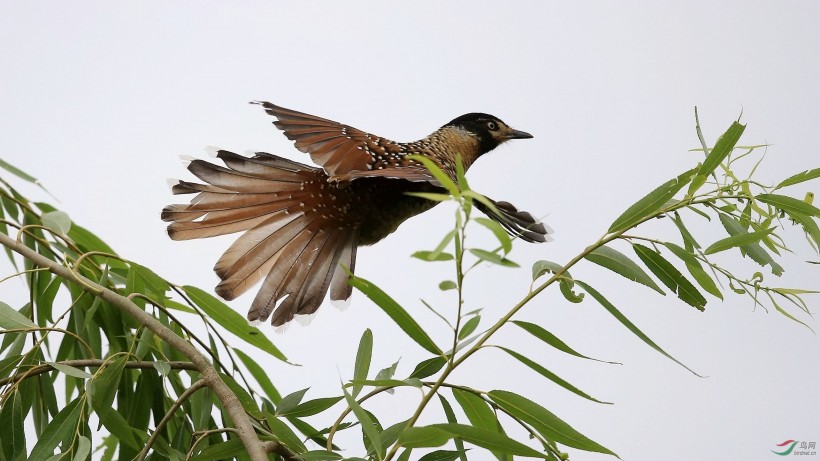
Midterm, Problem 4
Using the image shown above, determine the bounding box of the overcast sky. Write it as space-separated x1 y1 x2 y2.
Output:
1 2 819 460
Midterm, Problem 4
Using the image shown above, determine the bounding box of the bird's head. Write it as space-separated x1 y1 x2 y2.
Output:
443 113 533 155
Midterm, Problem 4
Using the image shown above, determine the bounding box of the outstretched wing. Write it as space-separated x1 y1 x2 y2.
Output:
474 196 552 243
253 101 407 177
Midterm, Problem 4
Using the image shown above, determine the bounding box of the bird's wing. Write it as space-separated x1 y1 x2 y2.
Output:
474 196 552 243
254 101 404 177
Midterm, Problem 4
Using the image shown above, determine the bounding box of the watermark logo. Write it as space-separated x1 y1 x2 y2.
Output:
772 440 816 456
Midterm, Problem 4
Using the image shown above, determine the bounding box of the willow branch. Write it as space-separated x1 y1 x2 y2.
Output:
0 233 269 461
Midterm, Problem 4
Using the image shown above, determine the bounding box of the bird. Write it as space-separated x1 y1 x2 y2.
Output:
162 102 550 326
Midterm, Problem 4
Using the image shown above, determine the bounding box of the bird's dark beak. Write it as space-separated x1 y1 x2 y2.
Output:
507 129 533 140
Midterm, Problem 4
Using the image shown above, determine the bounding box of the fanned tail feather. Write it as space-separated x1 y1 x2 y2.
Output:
475 197 553 243
162 150 359 326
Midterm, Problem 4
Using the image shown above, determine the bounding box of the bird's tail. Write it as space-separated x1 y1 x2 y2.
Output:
474 197 553 243
162 150 358 326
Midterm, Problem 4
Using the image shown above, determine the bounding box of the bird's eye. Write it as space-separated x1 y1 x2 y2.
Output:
487 121 498 131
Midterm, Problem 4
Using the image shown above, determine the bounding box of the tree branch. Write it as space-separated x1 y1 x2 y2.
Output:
0 233 270 461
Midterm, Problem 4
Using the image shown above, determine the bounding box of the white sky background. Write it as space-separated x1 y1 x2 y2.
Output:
1 2 819 460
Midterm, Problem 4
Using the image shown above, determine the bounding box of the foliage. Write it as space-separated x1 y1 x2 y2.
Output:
0 113 817 460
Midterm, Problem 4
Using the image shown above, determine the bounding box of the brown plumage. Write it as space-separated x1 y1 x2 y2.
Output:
163 102 550 326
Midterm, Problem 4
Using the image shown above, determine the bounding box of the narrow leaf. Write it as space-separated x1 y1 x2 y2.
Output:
499 348 611 404
474 217 513 254
233 348 282 402
469 249 519 268
429 423 549 458
633 244 706 311
183 286 287 361
718 214 783 275
576 281 701 376
775 168 820 189
488 391 616 457
437 396 469 461
409 357 446 379
451 388 498 432
458 316 480 340
663 243 722 299
704 228 775 255
0 301 36 329
609 168 697 233
687 121 746 196
757 193 820 218
353 329 373 397
280 397 343 418
349 274 442 355
28 398 82 461
585 246 664 294
343 387 384 460
512 320 618 364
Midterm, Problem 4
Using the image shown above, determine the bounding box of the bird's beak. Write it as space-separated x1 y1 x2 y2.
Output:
507 129 533 140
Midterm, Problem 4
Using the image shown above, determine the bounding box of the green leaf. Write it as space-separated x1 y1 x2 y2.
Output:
775 168 820 189
499 348 611 404
409 357 447 379
41 211 71 235
349 274 442 355
0 391 25 461
90 355 128 411
406 154 460 196
419 450 463 461
279 397 343 418
609 168 697 233
458 316 481 340
412 251 455 262
428 423 549 458
512 320 617 364
28 398 82 461
398 426 451 448
663 243 722 299
585 246 665 294
73 436 91 461
531 260 562 281
353 329 373 397
298 450 344 461
265 414 308 453
233 348 282 402
219 372 263 418
439 280 457 291
686 121 746 196
474 217 513 254
488 391 616 457
276 388 310 415
0 157 41 184
0 301 36 329
437 396 469 461
757 193 820 218
632 243 706 311
375 359 400 381
343 386 384 460
451 388 498 432
45 362 93 379
405 192 454 202
182 286 287 361
704 228 775 255
717 214 783 275
576 280 701 376
189 439 245 461
469 249 519 268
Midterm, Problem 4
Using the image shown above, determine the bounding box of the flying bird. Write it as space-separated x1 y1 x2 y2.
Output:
163 102 550 326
